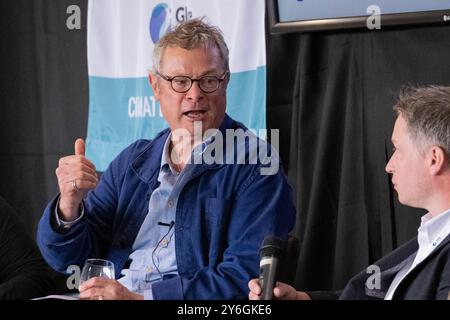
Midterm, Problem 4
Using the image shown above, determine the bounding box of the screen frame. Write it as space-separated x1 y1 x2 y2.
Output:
267 0 450 34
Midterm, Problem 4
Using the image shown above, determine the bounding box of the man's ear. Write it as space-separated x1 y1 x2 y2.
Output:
148 73 160 100
429 146 447 175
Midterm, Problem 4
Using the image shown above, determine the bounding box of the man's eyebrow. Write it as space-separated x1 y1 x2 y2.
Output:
165 68 220 77
199 68 221 76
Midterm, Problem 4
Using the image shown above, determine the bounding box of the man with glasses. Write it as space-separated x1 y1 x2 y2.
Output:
37 18 295 300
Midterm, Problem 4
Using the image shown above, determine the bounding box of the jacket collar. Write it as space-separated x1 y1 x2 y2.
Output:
131 114 236 184
130 129 170 184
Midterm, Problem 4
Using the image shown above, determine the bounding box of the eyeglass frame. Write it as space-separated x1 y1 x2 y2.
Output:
155 70 230 93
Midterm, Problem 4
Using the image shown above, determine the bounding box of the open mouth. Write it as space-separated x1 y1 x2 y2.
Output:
183 110 207 120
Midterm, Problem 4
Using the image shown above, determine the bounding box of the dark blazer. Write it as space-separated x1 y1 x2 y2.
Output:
340 233 450 300
0 196 58 299
308 233 450 300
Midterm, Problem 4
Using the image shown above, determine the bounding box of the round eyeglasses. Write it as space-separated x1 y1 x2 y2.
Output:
156 71 229 93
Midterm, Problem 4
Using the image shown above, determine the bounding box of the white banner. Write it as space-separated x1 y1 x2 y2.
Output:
87 0 266 171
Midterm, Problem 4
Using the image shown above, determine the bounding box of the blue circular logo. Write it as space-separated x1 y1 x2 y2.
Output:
150 3 171 44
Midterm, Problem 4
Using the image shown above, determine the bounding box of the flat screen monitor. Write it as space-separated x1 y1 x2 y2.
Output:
268 0 450 34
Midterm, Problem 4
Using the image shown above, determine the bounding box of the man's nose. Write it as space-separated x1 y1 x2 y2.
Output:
185 81 205 102
385 158 393 174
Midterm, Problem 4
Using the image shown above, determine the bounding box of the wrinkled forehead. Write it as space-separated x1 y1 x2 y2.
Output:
160 46 224 73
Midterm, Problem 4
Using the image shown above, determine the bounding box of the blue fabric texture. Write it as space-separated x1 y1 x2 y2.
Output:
37 114 296 300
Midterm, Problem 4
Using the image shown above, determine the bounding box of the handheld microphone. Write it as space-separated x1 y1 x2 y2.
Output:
259 236 283 300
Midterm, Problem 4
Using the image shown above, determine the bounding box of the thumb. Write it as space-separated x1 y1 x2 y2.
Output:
74 138 86 156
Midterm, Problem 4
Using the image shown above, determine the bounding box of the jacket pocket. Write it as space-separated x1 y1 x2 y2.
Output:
203 198 231 260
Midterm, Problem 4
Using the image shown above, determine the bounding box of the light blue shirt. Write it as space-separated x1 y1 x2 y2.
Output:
118 134 209 299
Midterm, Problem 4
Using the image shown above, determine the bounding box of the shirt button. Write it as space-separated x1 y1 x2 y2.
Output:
161 239 169 246
167 199 174 208
146 266 153 273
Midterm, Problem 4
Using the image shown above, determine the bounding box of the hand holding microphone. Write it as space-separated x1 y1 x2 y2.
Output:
249 237 308 300
259 236 283 300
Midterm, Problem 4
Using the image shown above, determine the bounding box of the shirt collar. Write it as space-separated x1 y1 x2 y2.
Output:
417 208 450 249
160 132 172 172
160 132 215 174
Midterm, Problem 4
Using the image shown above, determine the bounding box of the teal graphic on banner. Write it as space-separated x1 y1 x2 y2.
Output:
86 67 266 171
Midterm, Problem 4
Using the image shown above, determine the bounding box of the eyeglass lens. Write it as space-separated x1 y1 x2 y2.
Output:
171 76 220 93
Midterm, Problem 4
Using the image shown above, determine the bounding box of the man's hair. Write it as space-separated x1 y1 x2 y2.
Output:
393 85 450 156
152 17 229 74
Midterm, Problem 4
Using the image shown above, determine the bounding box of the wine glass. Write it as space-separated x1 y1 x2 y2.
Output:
79 258 115 288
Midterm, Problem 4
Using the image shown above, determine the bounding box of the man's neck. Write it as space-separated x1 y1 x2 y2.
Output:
425 197 450 218
425 178 450 217
168 136 202 172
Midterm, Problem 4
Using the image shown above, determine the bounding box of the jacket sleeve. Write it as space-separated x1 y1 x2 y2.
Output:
306 290 342 300
436 251 450 299
36 142 138 273
152 163 297 300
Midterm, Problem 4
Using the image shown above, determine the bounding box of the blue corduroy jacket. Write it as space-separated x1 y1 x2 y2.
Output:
37 114 296 299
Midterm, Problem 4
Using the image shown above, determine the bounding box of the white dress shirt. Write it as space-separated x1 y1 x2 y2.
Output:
385 208 450 300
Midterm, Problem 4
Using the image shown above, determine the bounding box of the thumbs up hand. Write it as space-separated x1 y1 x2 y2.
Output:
75 138 85 156
56 138 98 221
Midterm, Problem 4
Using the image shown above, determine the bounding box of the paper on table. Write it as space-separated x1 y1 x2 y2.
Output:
32 293 79 300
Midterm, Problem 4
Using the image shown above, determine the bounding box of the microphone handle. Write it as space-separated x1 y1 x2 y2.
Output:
260 257 279 300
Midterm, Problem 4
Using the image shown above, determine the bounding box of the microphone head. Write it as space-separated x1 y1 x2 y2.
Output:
260 236 283 259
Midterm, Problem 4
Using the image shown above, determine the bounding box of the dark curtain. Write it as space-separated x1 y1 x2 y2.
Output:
0 0 88 238
267 25 450 291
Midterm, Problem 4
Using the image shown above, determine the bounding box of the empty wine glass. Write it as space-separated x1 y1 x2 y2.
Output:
79 258 115 288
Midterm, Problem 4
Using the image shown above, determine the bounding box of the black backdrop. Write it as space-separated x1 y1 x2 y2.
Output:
268 25 450 290
1 1 450 292
0 0 88 237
